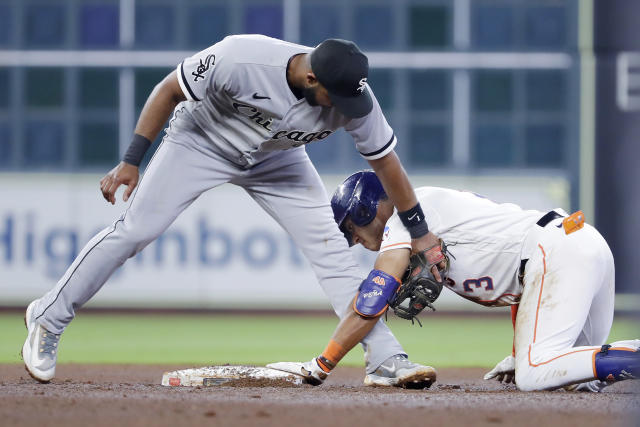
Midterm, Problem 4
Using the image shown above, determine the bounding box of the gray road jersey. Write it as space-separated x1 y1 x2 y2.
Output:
176 34 396 167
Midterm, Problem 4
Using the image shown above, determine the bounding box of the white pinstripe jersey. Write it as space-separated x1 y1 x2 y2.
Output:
380 187 544 307
175 34 396 168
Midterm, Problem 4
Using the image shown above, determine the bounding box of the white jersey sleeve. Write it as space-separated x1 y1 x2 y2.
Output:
344 85 397 161
177 37 236 102
380 214 411 253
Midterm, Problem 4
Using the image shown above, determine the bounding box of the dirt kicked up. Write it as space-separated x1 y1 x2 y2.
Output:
1 364 638 427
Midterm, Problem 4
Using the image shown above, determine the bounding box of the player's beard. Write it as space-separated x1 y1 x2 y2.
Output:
302 86 319 107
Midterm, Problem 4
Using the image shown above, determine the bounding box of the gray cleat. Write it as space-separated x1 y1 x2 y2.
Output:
21 301 60 383
565 379 609 392
364 354 436 389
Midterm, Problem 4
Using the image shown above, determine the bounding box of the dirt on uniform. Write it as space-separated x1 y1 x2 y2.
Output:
0 364 638 427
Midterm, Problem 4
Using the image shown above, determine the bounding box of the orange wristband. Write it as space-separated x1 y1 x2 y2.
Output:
317 339 347 372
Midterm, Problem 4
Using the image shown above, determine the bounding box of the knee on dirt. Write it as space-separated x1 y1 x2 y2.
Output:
514 352 557 392
514 366 543 391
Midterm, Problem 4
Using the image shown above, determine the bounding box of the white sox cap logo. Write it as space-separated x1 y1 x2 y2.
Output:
357 77 367 93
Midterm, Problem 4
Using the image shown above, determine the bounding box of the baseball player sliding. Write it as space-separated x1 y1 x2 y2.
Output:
21 36 445 385
269 171 639 391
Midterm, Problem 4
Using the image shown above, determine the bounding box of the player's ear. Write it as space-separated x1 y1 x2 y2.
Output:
306 72 319 86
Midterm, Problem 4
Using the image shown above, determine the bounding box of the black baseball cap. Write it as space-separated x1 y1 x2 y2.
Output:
310 39 373 119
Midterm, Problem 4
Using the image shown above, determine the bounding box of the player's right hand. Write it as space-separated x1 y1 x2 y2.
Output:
483 355 515 384
266 358 329 386
100 161 140 205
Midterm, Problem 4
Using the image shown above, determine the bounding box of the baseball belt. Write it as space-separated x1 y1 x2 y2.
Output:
518 210 566 285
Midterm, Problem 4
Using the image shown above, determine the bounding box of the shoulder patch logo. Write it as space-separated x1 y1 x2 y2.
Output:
192 54 215 82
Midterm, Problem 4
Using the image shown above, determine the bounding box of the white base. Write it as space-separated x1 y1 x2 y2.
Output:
161 365 304 387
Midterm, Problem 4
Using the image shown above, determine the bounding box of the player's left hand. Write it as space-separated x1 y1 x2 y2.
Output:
484 355 515 383
411 231 447 282
267 358 328 386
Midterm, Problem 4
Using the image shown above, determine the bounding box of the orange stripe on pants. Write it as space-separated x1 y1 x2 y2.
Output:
527 244 600 371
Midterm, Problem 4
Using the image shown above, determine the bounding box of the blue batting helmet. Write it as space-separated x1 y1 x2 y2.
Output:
331 171 386 246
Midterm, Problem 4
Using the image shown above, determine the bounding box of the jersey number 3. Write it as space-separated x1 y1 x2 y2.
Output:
462 276 494 292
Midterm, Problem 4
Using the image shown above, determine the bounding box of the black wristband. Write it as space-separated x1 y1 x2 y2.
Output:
317 355 336 371
123 134 152 166
398 203 429 239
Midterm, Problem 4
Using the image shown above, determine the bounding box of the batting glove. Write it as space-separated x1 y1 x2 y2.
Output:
266 358 329 386
483 355 515 384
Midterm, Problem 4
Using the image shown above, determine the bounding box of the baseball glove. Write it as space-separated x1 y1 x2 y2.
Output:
389 240 450 326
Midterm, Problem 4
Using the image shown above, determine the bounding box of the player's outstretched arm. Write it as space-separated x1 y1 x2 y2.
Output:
268 249 409 384
367 151 445 280
266 305 385 386
99 71 186 204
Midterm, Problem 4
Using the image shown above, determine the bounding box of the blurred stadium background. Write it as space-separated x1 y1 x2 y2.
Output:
0 0 638 366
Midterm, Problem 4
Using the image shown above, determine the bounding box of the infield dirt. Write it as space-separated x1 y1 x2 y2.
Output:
0 364 638 427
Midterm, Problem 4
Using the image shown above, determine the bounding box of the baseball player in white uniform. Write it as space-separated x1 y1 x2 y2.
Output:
21 36 446 385
269 171 639 391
